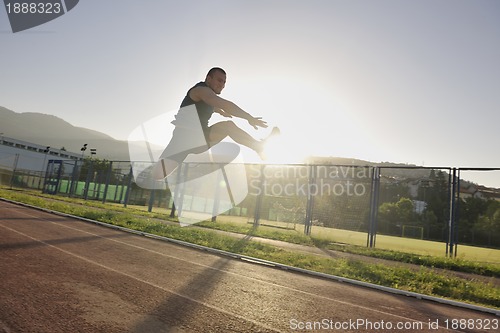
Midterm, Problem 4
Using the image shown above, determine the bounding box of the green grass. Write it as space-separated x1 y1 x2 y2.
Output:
309 225 500 264
1 187 499 309
195 217 500 278
211 215 500 264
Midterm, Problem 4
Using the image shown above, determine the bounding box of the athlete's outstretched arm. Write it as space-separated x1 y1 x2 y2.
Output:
190 86 268 129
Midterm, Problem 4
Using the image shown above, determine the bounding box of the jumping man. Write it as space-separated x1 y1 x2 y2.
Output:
151 67 279 180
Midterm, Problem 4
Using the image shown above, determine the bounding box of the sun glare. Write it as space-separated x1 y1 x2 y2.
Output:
262 133 309 164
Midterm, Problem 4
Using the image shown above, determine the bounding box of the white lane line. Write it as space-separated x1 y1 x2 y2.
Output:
0 205 464 331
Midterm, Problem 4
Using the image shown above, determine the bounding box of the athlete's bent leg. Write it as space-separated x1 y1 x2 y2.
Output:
208 121 264 154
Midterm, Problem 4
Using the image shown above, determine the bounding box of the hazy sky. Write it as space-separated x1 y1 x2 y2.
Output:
1 0 499 184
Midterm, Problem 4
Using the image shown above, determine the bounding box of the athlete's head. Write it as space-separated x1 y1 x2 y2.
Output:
205 67 226 94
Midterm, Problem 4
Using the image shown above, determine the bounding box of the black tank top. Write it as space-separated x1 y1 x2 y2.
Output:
177 81 214 129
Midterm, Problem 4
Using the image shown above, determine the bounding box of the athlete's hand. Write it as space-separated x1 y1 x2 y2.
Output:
248 117 268 130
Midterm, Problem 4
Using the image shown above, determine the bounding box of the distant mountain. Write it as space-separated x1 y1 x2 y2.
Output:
0 106 130 160
305 156 444 182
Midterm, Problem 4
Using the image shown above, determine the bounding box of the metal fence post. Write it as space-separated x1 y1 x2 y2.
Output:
83 160 94 200
9 154 19 189
123 165 134 208
455 169 461 258
169 165 183 218
448 168 458 257
69 160 79 197
446 168 456 257
367 166 380 248
175 162 188 218
211 166 223 222
102 161 113 204
304 164 316 236
148 189 155 212
253 164 266 227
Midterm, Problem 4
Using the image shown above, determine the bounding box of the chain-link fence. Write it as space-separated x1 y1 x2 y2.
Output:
377 166 453 242
40 159 134 203
2 149 499 254
454 168 500 249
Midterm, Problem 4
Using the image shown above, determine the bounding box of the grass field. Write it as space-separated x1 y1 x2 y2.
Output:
309 226 500 264
110 202 500 264
183 212 500 264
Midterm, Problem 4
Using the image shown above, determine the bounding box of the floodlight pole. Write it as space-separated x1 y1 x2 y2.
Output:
80 143 87 156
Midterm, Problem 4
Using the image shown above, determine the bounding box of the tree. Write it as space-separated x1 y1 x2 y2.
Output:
473 205 500 247
424 170 450 240
378 197 415 236
78 158 116 182
458 197 489 244
396 197 414 221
